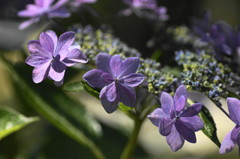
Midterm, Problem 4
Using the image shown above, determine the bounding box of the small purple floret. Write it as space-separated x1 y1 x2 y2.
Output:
83 53 144 113
148 85 204 151
18 0 70 30
219 98 240 154
123 0 169 20
25 30 88 84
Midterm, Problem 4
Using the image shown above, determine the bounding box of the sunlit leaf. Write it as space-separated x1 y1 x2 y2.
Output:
0 106 38 139
199 106 221 147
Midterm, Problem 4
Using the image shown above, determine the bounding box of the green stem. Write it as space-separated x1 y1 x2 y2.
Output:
120 118 143 159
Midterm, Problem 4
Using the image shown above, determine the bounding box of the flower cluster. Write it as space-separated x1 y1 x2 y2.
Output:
175 50 240 106
26 30 88 84
73 25 178 95
148 85 204 151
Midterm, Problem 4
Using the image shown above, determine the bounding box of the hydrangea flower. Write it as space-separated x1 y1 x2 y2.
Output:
26 30 88 84
18 0 70 30
219 98 240 154
70 0 97 7
192 11 236 59
83 53 144 113
148 85 204 151
122 0 169 20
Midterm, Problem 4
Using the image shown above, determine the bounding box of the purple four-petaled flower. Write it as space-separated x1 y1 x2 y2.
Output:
26 30 88 84
83 53 144 113
148 85 204 151
18 0 70 30
219 98 240 154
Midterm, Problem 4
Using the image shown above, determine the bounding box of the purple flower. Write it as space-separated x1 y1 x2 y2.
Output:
70 0 97 7
83 53 144 113
18 0 70 30
193 12 236 59
122 0 168 20
219 98 240 154
26 30 88 84
148 85 204 151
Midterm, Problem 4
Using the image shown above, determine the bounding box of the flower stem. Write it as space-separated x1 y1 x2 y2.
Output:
120 118 143 159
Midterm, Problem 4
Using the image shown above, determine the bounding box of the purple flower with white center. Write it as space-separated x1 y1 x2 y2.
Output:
18 0 70 30
148 85 204 151
26 30 88 84
219 98 240 154
70 0 97 7
83 53 144 113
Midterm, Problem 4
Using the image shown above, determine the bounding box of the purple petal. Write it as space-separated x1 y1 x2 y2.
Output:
119 73 144 87
179 103 202 117
41 0 54 7
32 61 51 83
18 9 42 17
45 30 58 52
96 53 112 74
148 108 168 127
109 55 123 78
83 69 113 89
118 57 140 78
18 17 40 30
118 84 136 107
99 86 119 113
180 116 204 131
175 95 186 112
175 120 196 143
105 83 117 102
39 32 55 55
227 98 240 124
166 125 185 152
159 118 174 136
174 85 188 105
48 7 71 18
63 49 88 66
27 40 45 54
48 56 66 82
26 53 52 67
231 126 240 142
55 31 75 57
219 131 236 154
160 92 174 114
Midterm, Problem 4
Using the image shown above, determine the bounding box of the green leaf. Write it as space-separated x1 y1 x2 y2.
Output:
63 81 85 92
82 81 100 98
0 106 38 139
0 56 105 159
199 106 221 147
